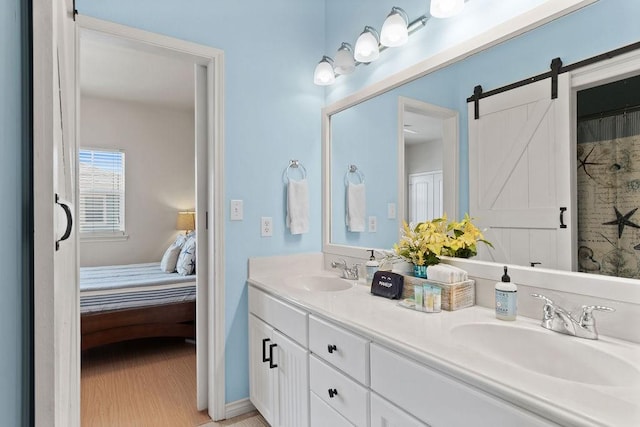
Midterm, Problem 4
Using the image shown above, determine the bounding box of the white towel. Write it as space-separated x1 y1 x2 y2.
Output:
426 264 468 283
346 182 366 232
286 178 309 235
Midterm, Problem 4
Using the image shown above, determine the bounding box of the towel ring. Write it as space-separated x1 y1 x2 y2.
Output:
283 159 307 183
344 164 365 186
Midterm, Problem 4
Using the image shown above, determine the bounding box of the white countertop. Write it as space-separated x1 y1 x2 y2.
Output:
248 254 640 427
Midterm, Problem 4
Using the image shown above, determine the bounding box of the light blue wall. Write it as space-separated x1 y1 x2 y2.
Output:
324 0 640 218
77 0 325 402
0 0 23 425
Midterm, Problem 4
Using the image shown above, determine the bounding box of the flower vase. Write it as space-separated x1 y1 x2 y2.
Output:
413 265 428 278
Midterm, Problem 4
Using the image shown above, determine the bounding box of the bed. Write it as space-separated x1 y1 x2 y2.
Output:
80 262 196 351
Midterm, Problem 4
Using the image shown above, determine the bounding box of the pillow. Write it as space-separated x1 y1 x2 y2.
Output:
176 235 196 276
160 234 187 273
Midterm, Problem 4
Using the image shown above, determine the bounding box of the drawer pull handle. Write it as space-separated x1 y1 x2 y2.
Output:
327 344 337 354
262 338 271 363
268 343 278 369
328 388 338 398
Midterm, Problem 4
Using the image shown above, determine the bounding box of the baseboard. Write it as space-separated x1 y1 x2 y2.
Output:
225 398 256 419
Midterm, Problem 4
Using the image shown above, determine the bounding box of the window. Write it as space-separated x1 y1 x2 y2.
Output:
79 148 125 235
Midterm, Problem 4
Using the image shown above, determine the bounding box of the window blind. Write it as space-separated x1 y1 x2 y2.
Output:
79 148 125 234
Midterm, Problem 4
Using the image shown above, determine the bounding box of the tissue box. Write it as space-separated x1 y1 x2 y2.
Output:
401 275 475 311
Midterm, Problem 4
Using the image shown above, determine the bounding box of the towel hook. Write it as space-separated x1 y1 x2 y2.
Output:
283 159 307 183
344 164 365 186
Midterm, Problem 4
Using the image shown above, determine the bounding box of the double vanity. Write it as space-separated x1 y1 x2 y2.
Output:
248 253 640 427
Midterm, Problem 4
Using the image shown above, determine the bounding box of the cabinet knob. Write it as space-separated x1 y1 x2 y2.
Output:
328 388 338 398
327 344 337 354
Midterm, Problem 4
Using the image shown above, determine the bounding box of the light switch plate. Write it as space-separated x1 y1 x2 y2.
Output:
230 200 243 221
387 203 396 219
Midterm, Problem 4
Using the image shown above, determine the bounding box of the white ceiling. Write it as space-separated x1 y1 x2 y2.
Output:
403 110 443 145
80 30 195 110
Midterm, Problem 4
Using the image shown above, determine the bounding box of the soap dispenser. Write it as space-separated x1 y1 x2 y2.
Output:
365 250 379 282
495 266 517 321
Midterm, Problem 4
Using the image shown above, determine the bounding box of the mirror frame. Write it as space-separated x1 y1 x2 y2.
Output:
323 0 597 259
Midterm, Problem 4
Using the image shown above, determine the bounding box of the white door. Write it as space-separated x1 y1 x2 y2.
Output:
33 0 80 426
468 76 573 270
195 64 209 410
249 315 277 425
408 171 443 224
274 329 309 427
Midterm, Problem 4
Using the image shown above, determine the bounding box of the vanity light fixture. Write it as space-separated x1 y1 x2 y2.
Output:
334 42 356 75
314 55 336 86
314 5 443 85
354 26 380 63
430 0 465 18
380 7 409 47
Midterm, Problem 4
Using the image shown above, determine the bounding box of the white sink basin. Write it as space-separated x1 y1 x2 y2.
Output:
451 323 640 387
285 275 354 292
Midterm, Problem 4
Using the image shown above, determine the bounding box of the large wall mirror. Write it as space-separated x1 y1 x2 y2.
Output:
322 0 640 288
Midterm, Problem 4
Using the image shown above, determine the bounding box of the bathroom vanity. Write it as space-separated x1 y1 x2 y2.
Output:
247 254 640 427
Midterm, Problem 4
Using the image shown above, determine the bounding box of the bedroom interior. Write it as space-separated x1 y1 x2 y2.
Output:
78 26 203 423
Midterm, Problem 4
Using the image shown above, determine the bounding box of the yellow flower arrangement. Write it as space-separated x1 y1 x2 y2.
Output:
394 216 449 266
394 214 492 266
444 213 493 258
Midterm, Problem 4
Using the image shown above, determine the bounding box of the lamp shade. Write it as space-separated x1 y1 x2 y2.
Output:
314 56 335 85
354 26 380 63
334 43 355 75
430 0 464 18
380 7 409 47
176 211 195 231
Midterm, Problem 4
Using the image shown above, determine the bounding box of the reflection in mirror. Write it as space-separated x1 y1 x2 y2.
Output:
402 100 444 225
329 93 458 251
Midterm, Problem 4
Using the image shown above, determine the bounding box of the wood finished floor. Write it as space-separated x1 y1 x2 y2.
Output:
81 338 212 427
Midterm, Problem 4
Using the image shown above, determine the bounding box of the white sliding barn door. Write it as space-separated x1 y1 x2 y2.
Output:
468 76 573 270
33 0 79 426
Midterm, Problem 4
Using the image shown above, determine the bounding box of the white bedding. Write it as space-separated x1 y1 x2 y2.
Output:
80 262 194 292
80 262 196 314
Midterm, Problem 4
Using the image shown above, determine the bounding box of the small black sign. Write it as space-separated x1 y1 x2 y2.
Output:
371 271 404 299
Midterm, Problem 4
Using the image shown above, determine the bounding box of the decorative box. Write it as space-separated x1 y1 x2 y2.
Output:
401 275 475 311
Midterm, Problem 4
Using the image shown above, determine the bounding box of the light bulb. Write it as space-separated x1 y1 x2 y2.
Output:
380 7 409 47
334 43 355 75
354 26 380 63
313 56 335 86
430 0 464 18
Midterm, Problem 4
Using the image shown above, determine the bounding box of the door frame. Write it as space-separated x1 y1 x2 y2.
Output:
34 14 227 422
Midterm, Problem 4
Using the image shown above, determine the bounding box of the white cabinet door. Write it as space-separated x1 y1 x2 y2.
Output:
274 330 309 427
371 392 428 427
249 314 277 426
468 76 573 270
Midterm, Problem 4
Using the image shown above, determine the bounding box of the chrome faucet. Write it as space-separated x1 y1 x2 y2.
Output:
531 294 614 340
331 259 359 280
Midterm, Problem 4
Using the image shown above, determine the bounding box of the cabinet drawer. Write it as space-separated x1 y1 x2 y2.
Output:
310 355 369 427
309 315 369 385
370 392 427 427
370 344 553 427
310 391 354 427
249 286 308 346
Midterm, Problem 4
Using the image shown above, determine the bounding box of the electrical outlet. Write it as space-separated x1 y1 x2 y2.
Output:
261 217 273 237
368 216 377 233
230 200 243 221
387 203 396 219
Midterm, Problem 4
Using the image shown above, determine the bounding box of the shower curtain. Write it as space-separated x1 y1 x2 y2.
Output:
577 108 640 278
